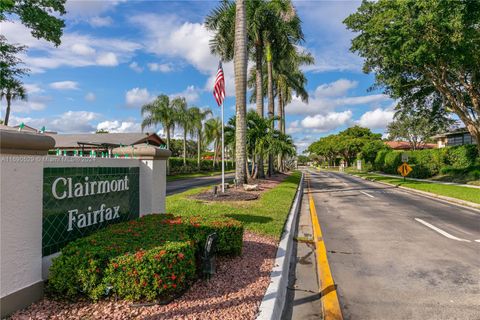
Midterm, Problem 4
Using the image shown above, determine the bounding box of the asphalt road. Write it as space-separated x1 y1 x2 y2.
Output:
166 173 235 195
305 168 480 320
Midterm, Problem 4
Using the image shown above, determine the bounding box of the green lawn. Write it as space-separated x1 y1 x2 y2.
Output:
347 171 480 205
167 169 235 182
166 171 302 238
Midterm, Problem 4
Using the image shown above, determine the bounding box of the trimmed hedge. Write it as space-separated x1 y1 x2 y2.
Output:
169 157 234 175
48 214 243 301
373 145 479 179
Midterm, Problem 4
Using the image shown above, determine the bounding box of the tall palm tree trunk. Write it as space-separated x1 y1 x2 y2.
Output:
234 0 247 185
197 129 201 169
255 43 266 179
183 131 187 165
4 96 11 125
166 126 171 175
266 41 274 176
278 91 284 172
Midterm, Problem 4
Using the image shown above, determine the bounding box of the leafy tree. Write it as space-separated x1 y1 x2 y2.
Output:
1 0 66 46
95 129 109 134
1 0 66 123
361 140 389 165
1 78 26 125
344 0 480 154
387 108 456 150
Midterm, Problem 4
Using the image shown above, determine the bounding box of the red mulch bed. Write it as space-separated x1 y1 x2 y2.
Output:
190 173 290 202
11 232 278 320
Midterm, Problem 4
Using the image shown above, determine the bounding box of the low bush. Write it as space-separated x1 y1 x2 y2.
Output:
383 151 402 174
374 145 479 179
169 157 234 175
445 145 478 168
48 214 243 301
374 149 389 171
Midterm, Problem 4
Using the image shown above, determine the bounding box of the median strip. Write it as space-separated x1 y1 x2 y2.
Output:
306 173 343 320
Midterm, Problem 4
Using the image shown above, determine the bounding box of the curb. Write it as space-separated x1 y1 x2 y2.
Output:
256 172 304 320
341 171 480 211
371 172 480 189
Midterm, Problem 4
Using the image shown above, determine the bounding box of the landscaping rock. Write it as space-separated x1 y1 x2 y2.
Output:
243 184 259 191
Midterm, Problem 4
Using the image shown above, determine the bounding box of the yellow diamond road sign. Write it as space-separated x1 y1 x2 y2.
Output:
398 162 412 177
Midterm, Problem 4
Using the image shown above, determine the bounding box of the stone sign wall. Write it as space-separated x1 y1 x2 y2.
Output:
42 167 140 256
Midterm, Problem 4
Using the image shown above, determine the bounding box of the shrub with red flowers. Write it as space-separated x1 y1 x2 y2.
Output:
47 213 243 301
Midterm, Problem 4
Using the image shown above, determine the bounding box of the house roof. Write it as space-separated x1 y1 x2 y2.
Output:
47 132 165 149
384 141 436 150
431 127 469 139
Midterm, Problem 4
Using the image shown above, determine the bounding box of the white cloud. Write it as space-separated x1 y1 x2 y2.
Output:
24 83 44 94
96 120 141 133
148 63 174 73
9 111 100 133
170 85 201 103
125 88 153 107
88 16 113 27
49 81 79 90
129 61 143 73
130 14 237 97
301 111 353 132
296 1 363 73
314 79 358 97
1 96 50 114
1 21 141 72
71 43 96 56
286 79 390 116
357 108 394 129
85 92 96 102
96 52 118 66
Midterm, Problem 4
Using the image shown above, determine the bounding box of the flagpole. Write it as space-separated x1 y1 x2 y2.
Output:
221 100 225 193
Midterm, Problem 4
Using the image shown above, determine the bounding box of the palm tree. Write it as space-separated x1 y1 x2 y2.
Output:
190 107 212 168
207 0 271 179
140 94 175 151
1 78 26 125
204 117 222 167
233 0 248 185
171 97 193 166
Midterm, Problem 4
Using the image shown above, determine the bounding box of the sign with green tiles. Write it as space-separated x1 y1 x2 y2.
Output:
43 167 140 256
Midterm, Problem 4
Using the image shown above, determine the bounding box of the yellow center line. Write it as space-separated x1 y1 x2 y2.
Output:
306 172 343 320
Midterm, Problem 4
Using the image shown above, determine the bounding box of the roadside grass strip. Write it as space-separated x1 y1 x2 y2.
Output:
349 172 480 205
166 171 302 238
167 170 235 182
306 173 343 320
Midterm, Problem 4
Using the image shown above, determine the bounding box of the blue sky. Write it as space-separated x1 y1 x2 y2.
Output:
1 0 395 152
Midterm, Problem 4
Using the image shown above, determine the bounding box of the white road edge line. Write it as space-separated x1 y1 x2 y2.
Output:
475 240 480 243
414 218 471 242
360 191 375 198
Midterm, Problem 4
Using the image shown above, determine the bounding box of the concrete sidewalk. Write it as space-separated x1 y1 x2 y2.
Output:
282 179 322 320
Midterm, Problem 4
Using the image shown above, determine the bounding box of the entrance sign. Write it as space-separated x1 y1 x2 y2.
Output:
397 162 412 177
42 167 140 256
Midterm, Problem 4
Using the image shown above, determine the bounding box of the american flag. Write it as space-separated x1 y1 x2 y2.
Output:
213 61 225 106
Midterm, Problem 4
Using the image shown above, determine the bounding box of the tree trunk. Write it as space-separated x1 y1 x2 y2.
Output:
278 90 284 172
197 129 201 169
166 126 171 175
4 96 11 126
255 43 266 179
234 0 247 185
266 41 274 176
183 130 187 165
